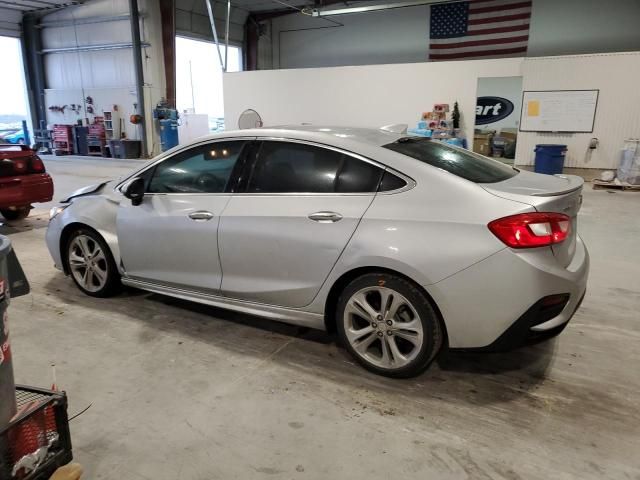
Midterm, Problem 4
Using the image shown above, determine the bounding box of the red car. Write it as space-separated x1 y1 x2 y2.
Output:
0 145 53 220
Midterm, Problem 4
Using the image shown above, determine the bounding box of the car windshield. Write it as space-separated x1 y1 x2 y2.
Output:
383 137 518 183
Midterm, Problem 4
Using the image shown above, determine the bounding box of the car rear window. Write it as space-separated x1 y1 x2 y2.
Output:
382 137 517 183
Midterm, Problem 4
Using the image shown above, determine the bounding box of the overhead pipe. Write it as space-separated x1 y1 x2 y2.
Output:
40 42 150 54
224 0 230 71
128 0 148 157
205 0 225 71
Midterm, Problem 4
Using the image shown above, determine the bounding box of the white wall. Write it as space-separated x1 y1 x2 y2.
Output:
224 51 640 169
40 0 166 155
517 53 640 169
267 0 640 69
224 58 523 146
476 76 523 132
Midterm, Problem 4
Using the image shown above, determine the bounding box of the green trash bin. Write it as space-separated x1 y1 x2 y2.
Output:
0 235 30 428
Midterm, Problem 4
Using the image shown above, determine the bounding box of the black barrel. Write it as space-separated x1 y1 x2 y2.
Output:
0 235 30 428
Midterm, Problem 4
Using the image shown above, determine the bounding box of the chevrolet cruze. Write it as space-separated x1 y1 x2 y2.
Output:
46 126 589 377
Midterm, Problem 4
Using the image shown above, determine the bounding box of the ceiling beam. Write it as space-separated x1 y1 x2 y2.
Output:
0 2 33 10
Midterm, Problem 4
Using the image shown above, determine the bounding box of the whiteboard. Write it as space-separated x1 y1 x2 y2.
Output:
519 90 599 133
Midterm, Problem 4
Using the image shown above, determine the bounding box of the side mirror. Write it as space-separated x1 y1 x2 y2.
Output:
123 177 145 206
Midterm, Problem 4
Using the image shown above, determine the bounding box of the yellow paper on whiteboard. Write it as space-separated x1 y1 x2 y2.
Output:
527 100 540 117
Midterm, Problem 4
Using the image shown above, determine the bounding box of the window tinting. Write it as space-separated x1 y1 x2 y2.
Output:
379 171 407 192
383 137 517 183
336 157 383 193
148 141 245 193
248 142 383 194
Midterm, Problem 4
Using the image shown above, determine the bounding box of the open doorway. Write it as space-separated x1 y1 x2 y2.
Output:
474 76 523 165
0 36 31 145
176 36 242 133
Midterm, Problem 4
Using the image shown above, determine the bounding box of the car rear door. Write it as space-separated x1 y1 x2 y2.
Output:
218 139 383 308
116 139 250 293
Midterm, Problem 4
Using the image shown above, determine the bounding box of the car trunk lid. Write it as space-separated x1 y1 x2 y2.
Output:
0 145 46 177
481 170 583 267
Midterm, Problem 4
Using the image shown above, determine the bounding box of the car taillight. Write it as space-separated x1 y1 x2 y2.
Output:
13 159 27 173
29 155 45 173
488 212 571 249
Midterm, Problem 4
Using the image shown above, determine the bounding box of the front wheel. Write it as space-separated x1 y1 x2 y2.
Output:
336 273 443 378
65 229 121 297
1 207 30 221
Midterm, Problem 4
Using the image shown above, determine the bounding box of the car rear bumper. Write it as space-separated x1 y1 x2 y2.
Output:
0 173 53 208
427 235 589 349
458 290 586 352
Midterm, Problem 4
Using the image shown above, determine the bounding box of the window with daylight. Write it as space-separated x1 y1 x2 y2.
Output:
176 36 242 133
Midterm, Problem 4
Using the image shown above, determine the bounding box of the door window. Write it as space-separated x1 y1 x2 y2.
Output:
148 141 246 193
247 141 383 193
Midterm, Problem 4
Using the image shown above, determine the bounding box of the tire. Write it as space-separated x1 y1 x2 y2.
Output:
64 228 121 297
336 273 443 378
1 207 30 221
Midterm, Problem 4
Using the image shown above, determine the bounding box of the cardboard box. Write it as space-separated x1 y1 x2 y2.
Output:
434 103 450 113
473 133 494 155
500 130 517 141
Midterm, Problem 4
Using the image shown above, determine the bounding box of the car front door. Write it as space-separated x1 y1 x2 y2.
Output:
218 139 384 308
116 139 250 293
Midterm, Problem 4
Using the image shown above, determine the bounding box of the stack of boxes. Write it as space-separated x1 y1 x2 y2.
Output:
408 103 465 147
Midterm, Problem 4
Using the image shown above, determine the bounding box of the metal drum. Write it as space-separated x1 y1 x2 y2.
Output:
0 236 15 427
0 235 30 428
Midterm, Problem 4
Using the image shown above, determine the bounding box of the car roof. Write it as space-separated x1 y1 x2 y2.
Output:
196 125 406 149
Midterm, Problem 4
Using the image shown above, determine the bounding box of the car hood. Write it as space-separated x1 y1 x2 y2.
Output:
61 181 112 203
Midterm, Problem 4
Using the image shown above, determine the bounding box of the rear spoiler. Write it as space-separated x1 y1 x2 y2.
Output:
531 175 584 197
379 124 408 134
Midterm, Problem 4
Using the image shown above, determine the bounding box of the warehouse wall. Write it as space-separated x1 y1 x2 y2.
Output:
40 0 166 155
224 51 640 169
517 52 640 169
0 8 22 37
224 57 523 145
266 0 640 69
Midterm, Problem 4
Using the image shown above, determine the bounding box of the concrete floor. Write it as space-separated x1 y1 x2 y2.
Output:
4 156 640 479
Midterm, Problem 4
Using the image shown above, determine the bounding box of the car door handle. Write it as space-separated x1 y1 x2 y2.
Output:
308 211 343 223
188 211 215 221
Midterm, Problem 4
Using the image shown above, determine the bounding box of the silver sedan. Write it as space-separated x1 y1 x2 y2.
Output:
46 126 589 377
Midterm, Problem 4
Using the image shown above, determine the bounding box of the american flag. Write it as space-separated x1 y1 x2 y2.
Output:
429 0 531 61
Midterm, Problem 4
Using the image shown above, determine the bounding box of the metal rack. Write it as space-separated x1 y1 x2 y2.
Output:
0 386 73 480
87 122 106 157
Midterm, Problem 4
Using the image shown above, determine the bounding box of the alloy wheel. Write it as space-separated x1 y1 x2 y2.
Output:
343 286 424 369
68 235 109 293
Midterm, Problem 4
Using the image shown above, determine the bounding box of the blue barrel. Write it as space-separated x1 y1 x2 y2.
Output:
159 118 179 152
534 144 567 175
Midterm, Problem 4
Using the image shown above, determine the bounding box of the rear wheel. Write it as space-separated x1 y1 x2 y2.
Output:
336 273 443 378
1 207 30 221
65 229 121 297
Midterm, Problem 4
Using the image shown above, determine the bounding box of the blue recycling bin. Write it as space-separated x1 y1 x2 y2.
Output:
534 144 567 175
